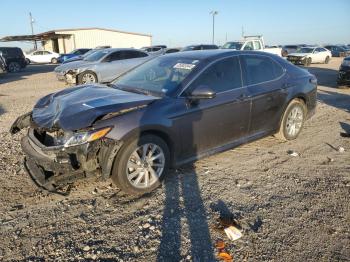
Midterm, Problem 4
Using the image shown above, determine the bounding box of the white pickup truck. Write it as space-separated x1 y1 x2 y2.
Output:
222 35 282 57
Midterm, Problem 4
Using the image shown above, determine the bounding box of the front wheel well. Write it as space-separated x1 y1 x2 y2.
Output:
140 130 175 165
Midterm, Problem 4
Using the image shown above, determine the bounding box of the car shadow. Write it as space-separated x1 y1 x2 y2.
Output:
317 89 350 112
306 67 339 88
0 64 56 85
0 104 5 117
157 166 214 261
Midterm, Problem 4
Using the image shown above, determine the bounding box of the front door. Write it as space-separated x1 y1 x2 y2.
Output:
174 56 251 160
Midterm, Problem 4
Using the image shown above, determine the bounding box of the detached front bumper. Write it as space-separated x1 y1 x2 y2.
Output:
20 128 120 193
287 57 307 65
55 71 77 84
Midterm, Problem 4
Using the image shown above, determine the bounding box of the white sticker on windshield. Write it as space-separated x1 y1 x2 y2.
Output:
173 63 196 70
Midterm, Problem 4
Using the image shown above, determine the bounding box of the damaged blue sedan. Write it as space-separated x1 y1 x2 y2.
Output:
11 50 317 195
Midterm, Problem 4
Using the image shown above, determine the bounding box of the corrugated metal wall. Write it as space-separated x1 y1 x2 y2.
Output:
54 29 152 52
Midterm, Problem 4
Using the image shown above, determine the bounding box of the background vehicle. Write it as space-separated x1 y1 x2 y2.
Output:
222 35 282 56
287 46 332 66
164 48 181 54
282 45 302 57
0 52 6 73
13 50 317 195
57 48 91 63
25 50 60 64
0 47 27 72
54 48 153 84
62 46 111 64
181 44 218 51
337 56 350 87
324 45 350 57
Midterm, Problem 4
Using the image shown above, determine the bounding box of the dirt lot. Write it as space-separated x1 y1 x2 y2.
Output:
0 59 349 261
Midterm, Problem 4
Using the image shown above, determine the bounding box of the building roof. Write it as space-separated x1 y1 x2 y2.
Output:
0 27 152 42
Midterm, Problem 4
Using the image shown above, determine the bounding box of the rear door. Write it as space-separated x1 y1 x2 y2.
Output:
240 54 288 135
41 51 52 63
175 56 251 159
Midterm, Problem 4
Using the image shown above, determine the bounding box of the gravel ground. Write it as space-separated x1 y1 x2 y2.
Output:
0 59 349 261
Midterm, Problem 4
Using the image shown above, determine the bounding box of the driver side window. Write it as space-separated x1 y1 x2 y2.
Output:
189 56 242 93
105 51 122 62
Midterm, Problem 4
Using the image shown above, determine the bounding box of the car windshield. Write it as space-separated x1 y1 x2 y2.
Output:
222 42 243 50
84 50 109 62
111 56 201 96
82 49 97 57
296 47 314 53
70 49 79 54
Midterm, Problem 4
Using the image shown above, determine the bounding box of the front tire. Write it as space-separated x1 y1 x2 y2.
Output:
111 135 170 195
275 99 307 140
51 58 58 64
77 71 97 84
324 56 330 64
8 62 21 73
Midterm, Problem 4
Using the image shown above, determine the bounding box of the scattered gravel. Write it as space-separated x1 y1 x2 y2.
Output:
0 61 349 261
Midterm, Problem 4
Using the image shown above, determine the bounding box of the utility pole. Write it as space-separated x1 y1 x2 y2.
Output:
210 11 218 44
241 26 245 38
29 12 37 50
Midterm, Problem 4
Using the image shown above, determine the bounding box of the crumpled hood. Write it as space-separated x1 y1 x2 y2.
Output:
32 84 159 131
54 60 96 73
288 53 309 57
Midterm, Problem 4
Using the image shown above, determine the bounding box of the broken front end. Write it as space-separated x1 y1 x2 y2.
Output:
10 113 120 193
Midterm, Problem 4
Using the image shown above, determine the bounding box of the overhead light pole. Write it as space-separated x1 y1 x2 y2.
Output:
210 11 218 44
29 12 37 50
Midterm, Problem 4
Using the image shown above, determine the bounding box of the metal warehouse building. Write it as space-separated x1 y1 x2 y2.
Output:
0 27 152 53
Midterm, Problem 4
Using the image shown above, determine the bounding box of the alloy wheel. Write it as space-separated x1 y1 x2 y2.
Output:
286 106 304 137
126 143 165 189
81 73 96 84
9 62 20 73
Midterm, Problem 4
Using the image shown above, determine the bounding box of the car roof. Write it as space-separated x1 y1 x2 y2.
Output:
164 49 280 61
101 48 144 53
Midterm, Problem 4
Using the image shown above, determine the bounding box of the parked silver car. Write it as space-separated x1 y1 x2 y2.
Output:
54 48 153 84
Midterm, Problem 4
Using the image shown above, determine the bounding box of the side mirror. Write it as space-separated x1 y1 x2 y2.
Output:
189 85 216 99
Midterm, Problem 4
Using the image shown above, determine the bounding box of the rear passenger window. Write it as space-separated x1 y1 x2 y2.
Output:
190 56 242 93
241 55 284 85
121 51 148 59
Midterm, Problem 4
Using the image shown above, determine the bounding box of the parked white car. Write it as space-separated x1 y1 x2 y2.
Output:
287 46 332 66
25 50 60 64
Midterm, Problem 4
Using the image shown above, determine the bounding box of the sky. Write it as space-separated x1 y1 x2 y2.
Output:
0 0 349 51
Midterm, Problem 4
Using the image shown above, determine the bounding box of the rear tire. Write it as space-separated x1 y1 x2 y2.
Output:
275 99 307 141
111 135 170 195
8 62 21 73
77 71 97 84
324 56 330 64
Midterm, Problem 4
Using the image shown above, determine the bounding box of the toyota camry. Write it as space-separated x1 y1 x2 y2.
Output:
11 50 317 195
